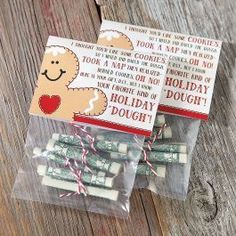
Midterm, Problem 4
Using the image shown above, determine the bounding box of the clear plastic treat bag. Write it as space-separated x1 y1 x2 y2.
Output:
12 116 144 218
12 36 168 217
97 20 222 200
134 113 200 200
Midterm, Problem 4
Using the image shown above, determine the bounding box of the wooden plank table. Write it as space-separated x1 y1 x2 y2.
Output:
0 0 235 235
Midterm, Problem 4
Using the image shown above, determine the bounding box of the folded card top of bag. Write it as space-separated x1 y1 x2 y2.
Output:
29 36 168 137
98 20 222 121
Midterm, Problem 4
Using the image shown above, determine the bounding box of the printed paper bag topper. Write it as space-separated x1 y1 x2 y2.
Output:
98 20 222 121
30 45 107 120
30 36 168 136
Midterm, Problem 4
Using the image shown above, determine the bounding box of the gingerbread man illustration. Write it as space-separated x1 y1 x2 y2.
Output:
97 30 134 50
30 46 107 120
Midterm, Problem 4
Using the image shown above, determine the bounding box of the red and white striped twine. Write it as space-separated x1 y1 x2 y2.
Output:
134 123 166 176
60 163 87 198
59 122 98 198
72 123 97 153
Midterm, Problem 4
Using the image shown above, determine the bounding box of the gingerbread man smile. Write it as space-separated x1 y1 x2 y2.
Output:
41 68 66 81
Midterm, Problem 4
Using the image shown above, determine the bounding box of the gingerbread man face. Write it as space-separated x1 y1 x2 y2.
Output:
31 45 108 119
97 30 134 50
39 46 79 87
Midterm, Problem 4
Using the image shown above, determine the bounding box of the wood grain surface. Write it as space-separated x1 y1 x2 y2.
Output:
0 0 235 235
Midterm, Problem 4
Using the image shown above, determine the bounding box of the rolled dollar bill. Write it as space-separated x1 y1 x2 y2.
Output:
94 133 138 145
52 133 128 154
148 151 187 163
96 126 172 145
108 149 142 161
41 176 119 201
34 146 122 175
154 114 165 127
146 143 187 153
96 140 128 154
52 133 80 146
37 165 113 188
37 164 104 177
137 163 166 177
34 147 67 165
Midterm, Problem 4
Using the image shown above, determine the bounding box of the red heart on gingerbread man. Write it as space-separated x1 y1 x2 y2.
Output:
39 95 61 114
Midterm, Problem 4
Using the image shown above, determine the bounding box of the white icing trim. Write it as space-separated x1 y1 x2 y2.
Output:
84 89 99 113
99 31 121 41
46 46 67 56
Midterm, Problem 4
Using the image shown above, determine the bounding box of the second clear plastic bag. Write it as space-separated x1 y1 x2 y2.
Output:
12 115 144 218
134 113 200 200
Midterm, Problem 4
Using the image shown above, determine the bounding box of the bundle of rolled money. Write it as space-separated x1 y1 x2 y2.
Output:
32 115 188 199
32 131 125 200
52 133 129 154
32 130 144 201
138 114 188 178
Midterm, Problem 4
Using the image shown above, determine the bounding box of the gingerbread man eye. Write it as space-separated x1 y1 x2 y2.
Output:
51 61 54 64
56 61 59 64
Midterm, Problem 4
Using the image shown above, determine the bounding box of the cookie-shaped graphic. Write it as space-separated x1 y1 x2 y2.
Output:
98 30 134 50
31 46 107 120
